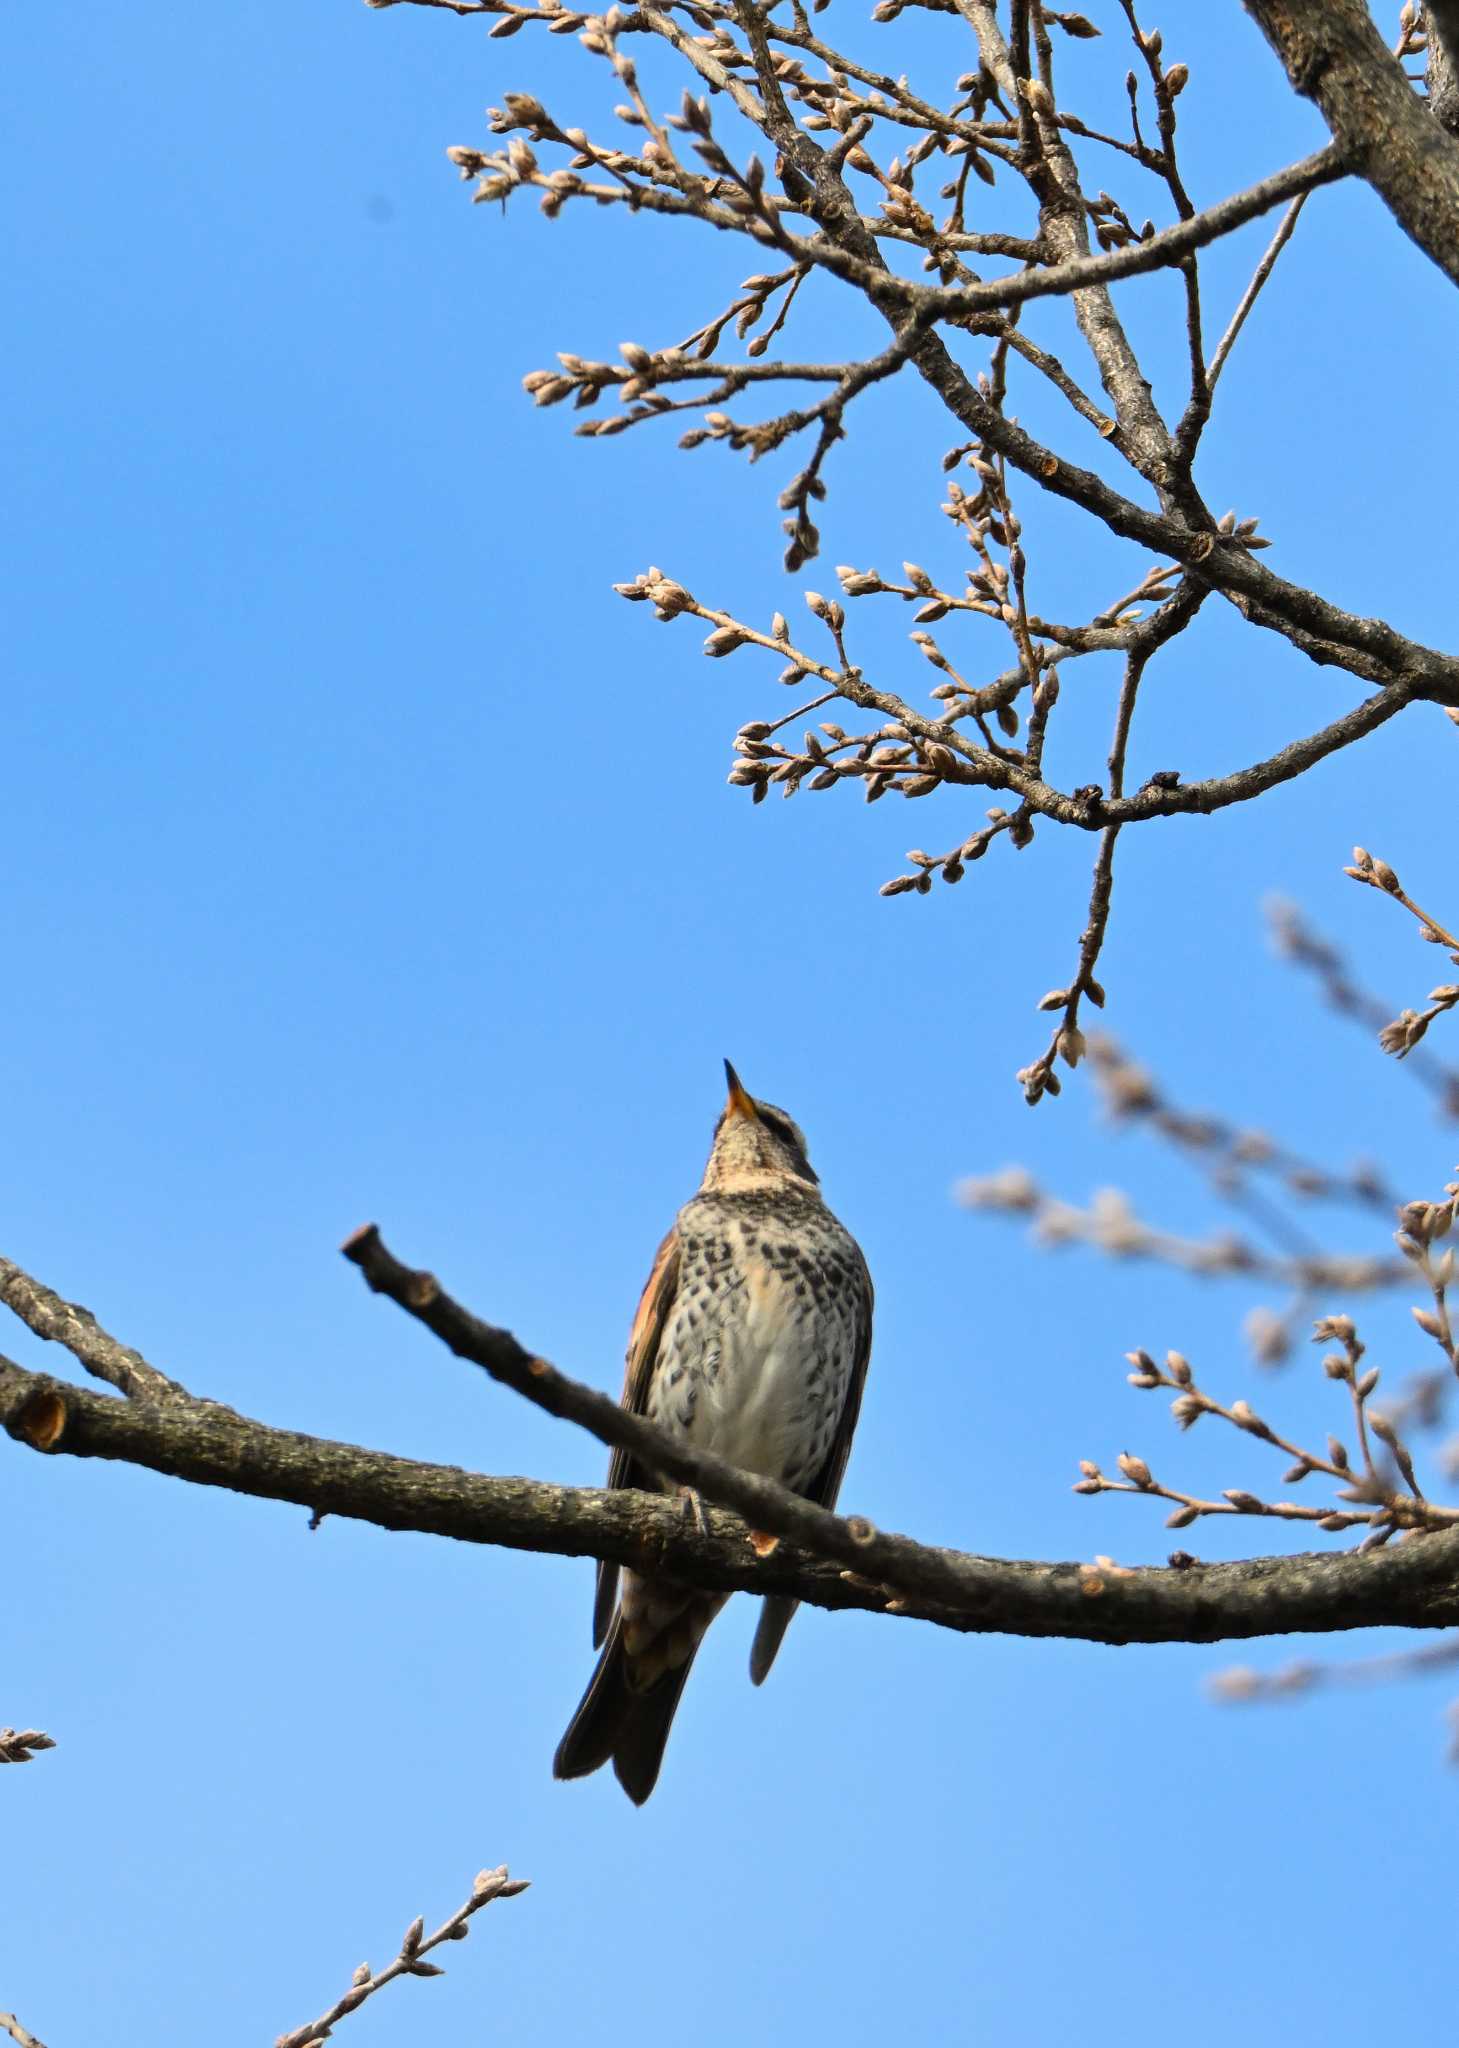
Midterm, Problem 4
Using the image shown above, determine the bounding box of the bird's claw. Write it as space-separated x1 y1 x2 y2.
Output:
676 1484 711 1538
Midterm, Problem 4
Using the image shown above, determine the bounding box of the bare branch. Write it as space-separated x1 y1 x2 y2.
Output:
906 342 1459 701
1211 1631 1459 1714
1016 580 1202 1104
1345 849 1459 1059
1268 899 1459 1116
1429 1 1459 81
5 1246 1459 1644
1203 193 1308 405
629 568 1425 841
1083 1322 1451 1542
405 0 1459 1091
0 1255 185 1403
275 1867 529 2048
958 1168 1401 1295
1086 1034 1399 1217
1245 0 1459 288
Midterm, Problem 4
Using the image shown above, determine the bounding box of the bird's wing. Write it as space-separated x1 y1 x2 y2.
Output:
804 1248 875 1516
592 1220 682 1647
749 1248 874 1685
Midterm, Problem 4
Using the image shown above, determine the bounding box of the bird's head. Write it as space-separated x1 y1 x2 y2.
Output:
700 1060 820 1194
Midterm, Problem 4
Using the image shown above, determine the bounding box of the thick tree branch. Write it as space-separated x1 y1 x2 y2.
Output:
904 333 1459 702
7 1246 1459 1648
341 1221 999 1608
601 35 1453 706
886 615 1417 823
690 573 1418 827
1429 0 1459 75
0 1255 185 1403
451 2 1459 864
1431 7 1459 135
1245 0 1459 288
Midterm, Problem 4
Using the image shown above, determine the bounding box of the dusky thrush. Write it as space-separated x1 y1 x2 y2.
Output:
553 1060 874 1803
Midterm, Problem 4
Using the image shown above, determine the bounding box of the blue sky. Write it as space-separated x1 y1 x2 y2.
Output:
7 4 1459 2042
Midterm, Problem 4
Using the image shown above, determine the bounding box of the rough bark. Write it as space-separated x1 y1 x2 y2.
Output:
1245 0 1459 285
5 1235 1459 1651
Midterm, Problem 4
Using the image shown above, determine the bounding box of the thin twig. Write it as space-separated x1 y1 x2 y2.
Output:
275 1867 529 2048
0 1256 185 1403
1205 192 1309 399
1211 1632 1459 1707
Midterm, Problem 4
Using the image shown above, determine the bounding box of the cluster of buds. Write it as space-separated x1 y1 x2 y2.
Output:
1077 1326 1450 1545
878 808 1024 896
1345 850 1459 1060
612 566 697 619
1088 188 1157 253
276 1868 530 2048
1395 1187 1459 1378
727 713 969 811
0 1727 55 1764
1397 1 1428 59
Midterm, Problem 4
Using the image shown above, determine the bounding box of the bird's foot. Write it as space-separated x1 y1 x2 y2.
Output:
675 1484 711 1538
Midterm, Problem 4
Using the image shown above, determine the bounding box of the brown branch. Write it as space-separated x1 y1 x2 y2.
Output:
1432 4 1459 134
5 1245 1459 1645
957 1168 1401 1295
1086 1032 1400 1218
1343 849 1459 1060
342 1221 1055 1617
966 0 1173 482
1113 0 1205 439
0 1256 184 1402
435 2 1459 783
469 26 1455 712
606 7 1343 430
1203 192 1308 404
906 328 1459 698
1268 898 1459 1116
1430 2 1459 80
853 145 1348 328
275 1867 528 2048
1345 849 1459 952
1245 0 1459 290
1085 1326 1449 1544
1010 669 1408 824
1211 1631 1459 1708
1016 579 1202 1104
640 565 1425 832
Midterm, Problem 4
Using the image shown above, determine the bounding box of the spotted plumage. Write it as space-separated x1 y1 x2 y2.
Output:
552 1061 874 1803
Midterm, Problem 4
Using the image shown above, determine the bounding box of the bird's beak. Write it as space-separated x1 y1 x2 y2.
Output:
723 1059 759 1122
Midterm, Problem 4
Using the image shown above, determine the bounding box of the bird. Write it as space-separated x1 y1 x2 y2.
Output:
553 1060 873 1804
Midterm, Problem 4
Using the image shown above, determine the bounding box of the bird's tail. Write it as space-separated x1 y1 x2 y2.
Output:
748 1593 800 1685
553 1615 700 1806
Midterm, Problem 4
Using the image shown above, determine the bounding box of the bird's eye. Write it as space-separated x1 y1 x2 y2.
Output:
761 1110 804 1154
